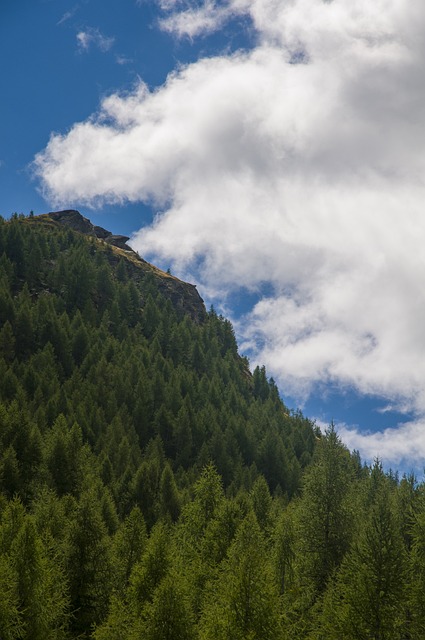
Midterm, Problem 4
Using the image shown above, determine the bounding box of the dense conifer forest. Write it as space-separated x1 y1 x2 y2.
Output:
0 211 423 639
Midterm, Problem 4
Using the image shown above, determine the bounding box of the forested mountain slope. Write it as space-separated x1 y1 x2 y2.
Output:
0 211 423 639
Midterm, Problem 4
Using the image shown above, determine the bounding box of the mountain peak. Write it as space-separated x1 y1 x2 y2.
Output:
34 209 207 323
46 209 132 252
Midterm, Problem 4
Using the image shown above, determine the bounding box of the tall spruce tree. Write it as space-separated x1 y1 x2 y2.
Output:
296 424 353 600
200 510 282 640
320 462 407 640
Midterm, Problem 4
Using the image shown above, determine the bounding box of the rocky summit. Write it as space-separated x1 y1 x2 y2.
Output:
35 209 207 323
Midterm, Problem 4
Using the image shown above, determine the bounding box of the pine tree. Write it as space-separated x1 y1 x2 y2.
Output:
408 488 425 638
0 445 20 498
129 521 171 613
0 320 15 363
200 510 281 640
250 474 272 530
182 463 225 543
296 424 353 601
141 572 195 640
159 463 181 522
0 554 22 640
66 490 112 635
273 506 296 597
9 516 69 639
320 465 407 640
112 506 147 594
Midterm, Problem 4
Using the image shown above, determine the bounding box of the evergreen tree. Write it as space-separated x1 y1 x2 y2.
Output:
296 424 353 601
9 515 69 639
129 521 171 613
200 510 281 640
66 490 112 635
0 554 22 640
141 572 195 640
159 462 181 522
250 474 272 530
408 488 425 638
321 464 407 640
0 320 15 363
112 506 147 594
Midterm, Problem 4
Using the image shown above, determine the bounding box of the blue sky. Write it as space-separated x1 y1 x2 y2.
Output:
2 0 425 475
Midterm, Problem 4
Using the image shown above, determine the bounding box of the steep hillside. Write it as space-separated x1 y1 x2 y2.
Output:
2 211 418 640
0 210 315 494
31 209 207 323
0 210 317 636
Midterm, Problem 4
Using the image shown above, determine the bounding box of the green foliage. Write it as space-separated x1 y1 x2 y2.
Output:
295 425 354 600
0 553 23 640
0 499 69 639
200 510 282 640
320 465 407 639
7 213 418 640
66 490 112 635
140 572 195 640
112 506 147 594
129 521 171 612
407 487 425 638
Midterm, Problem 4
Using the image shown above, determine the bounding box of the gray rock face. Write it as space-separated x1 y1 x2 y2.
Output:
48 210 133 251
105 235 131 250
93 225 111 240
48 210 96 235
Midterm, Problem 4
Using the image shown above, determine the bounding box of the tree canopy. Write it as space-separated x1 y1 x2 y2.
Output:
0 212 421 639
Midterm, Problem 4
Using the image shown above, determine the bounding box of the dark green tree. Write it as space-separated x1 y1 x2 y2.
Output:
296 424 353 600
66 490 112 635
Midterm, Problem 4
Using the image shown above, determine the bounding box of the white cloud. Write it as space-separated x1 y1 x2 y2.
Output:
57 6 79 26
116 54 133 65
57 11 73 26
34 0 425 465
338 419 425 475
159 1 237 39
76 27 115 53
312 416 424 476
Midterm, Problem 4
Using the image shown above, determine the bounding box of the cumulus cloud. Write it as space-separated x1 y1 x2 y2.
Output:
76 27 115 53
338 420 425 474
313 416 425 475
34 0 425 464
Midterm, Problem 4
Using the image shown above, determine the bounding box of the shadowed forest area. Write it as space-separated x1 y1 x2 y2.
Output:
0 213 424 639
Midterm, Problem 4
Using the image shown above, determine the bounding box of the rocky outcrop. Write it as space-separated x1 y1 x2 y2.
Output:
48 210 134 252
42 210 207 323
48 209 97 236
